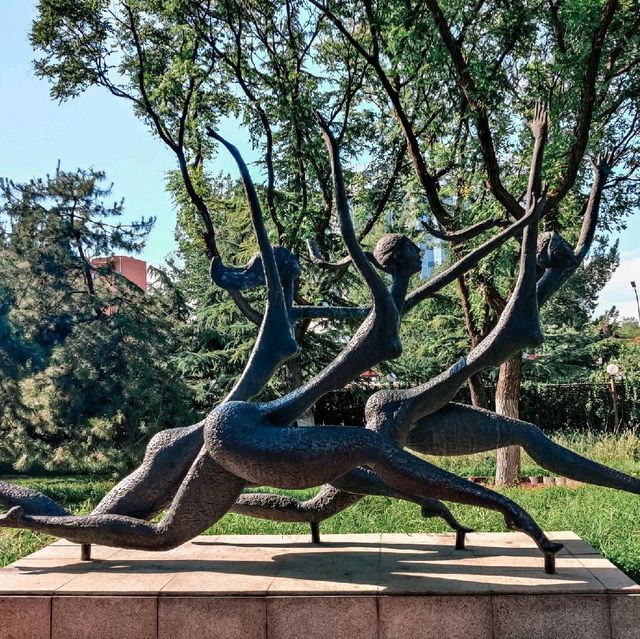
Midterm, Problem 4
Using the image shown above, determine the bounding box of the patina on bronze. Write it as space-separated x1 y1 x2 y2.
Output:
0 106 634 576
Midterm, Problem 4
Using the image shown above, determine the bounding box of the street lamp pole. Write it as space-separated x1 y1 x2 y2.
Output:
632 281 640 324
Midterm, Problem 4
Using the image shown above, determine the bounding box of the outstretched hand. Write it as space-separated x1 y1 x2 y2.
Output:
592 150 616 176
529 101 549 139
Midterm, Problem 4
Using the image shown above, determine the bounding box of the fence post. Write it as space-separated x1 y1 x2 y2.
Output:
610 377 620 432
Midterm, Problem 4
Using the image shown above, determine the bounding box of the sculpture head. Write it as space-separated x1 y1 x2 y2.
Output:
373 234 422 276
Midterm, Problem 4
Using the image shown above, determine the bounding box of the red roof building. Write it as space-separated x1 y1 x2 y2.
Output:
91 256 147 292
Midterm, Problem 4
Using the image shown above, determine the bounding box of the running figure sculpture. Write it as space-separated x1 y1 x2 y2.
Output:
0 105 635 575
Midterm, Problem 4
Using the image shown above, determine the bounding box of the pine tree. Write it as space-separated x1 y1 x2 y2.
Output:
0 168 195 472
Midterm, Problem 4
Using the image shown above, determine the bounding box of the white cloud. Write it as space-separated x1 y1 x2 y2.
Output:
594 252 640 319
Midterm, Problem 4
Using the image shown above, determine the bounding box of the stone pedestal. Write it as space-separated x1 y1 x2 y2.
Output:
0 532 638 639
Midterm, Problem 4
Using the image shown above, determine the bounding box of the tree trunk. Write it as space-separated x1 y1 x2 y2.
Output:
468 374 489 409
494 354 522 486
284 358 315 426
456 276 490 411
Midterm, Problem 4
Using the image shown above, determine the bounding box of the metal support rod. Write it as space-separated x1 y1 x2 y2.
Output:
544 551 556 575
80 543 92 561
310 521 321 544
455 529 466 550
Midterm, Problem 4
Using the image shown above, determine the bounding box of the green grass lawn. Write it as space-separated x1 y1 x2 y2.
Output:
2 429 640 581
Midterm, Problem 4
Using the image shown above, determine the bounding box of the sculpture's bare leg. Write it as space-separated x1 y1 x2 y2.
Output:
330 468 472 531
0 480 70 516
232 485 361 522
91 422 204 518
0 450 245 551
0 431 203 521
231 369 640 531
233 476 470 532
205 406 560 554
407 403 640 493
0 440 466 538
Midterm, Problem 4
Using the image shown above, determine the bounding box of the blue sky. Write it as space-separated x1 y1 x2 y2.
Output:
0 3 253 268
1 2 638 318
0 4 177 266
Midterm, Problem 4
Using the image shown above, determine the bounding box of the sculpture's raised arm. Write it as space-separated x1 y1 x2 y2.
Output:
264 117 404 425
365 103 549 435
207 129 300 403
211 246 370 322
207 131 285 311
316 116 392 302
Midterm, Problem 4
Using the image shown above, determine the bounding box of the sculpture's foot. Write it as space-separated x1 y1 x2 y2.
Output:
503 512 563 565
0 506 24 526
81 543 92 561
420 501 473 537
455 529 466 550
310 521 321 544
529 534 563 557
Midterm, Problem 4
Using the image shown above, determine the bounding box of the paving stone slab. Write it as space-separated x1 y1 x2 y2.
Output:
158 597 265 639
51 596 157 639
1 532 637 638
378 594 493 639
610 594 640 639
266 596 377 639
492 593 611 639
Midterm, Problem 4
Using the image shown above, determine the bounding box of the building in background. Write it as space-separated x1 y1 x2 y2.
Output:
420 237 446 279
90 255 147 291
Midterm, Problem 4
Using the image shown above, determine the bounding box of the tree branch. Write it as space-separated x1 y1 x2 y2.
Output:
545 0 619 212
310 0 453 226
423 0 524 219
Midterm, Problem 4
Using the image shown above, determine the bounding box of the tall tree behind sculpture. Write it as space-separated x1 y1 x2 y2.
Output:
27 0 640 496
0 169 195 471
31 2 640 429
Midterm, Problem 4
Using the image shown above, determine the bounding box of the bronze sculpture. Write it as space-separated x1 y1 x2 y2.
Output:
0 106 636 575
